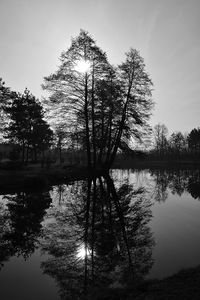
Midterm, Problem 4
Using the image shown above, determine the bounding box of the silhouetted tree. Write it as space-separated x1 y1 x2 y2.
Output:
169 131 187 159
107 49 153 167
0 78 15 141
188 127 200 157
43 30 153 170
43 30 112 169
3 88 53 162
153 123 168 158
54 124 68 164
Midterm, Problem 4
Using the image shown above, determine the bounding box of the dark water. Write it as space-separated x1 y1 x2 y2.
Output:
0 168 200 299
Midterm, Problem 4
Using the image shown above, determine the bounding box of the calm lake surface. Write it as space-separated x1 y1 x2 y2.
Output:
0 168 200 299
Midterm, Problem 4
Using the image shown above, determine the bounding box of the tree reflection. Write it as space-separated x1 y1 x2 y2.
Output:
150 169 200 202
0 191 51 269
187 171 200 200
40 175 154 299
151 170 169 202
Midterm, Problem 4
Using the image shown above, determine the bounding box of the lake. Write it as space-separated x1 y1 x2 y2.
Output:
0 168 200 299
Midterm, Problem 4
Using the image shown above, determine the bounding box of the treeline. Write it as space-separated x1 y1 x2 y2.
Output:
151 123 200 160
0 78 53 163
2 30 199 168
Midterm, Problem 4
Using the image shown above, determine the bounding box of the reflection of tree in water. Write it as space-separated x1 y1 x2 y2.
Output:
187 171 200 200
151 170 169 202
150 169 200 201
40 175 154 299
0 191 51 269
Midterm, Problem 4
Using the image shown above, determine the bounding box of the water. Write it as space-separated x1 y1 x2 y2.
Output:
0 168 200 298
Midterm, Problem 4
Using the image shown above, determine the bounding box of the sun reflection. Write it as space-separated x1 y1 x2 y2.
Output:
74 59 91 73
76 244 91 259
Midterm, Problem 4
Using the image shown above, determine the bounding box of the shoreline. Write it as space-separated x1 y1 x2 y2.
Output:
0 159 200 193
113 158 200 170
0 165 106 194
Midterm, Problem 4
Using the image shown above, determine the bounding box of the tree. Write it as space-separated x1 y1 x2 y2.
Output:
153 123 168 158
43 30 112 169
107 49 153 167
54 125 68 164
43 30 153 170
3 89 53 162
0 78 14 142
188 128 200 157
169 131 186 159
31 118 54 162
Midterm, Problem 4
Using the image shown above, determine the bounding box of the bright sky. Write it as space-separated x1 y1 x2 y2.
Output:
0 0 199 134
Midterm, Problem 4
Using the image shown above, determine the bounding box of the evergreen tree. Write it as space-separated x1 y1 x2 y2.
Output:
3 89 53 162
188 128 200 157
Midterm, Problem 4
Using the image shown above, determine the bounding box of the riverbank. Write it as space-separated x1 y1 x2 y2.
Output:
1 159 200 193
0 164 105 193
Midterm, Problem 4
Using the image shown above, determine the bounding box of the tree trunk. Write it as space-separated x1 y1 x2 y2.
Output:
91 61 96 168
108 83 133 168
59 145 62 165
34 147 37 162
22 141 25 163
108 101 128 168
26 144 29 163
84 73 91 169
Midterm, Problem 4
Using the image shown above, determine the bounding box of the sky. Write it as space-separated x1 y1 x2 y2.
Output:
0 0 200 134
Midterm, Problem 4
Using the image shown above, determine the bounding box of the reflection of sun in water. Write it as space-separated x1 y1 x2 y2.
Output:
76 244 91 259
74 59 91 73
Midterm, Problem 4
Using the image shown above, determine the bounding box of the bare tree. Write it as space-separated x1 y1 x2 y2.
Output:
154 123 168 158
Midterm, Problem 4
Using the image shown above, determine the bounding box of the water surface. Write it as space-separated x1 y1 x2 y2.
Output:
0 168 200 298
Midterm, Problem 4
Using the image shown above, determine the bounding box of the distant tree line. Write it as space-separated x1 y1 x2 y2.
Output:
0 78 53 163
151 123 200 160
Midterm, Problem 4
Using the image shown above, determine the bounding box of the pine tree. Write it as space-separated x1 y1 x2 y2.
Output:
3 89 53 162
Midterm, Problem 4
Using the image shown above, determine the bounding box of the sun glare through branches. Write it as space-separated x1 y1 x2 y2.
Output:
74 59 91 73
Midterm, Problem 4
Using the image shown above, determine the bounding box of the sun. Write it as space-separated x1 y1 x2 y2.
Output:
74 59 91 73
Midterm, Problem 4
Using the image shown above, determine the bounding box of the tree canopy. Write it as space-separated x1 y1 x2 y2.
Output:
43 30 154 169
2 88 53 162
